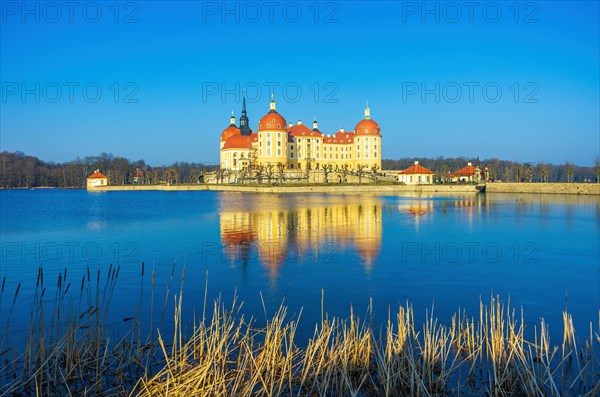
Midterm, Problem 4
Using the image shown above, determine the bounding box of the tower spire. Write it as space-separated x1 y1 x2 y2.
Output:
239 93 251 135
230 110 236 126
364 101 371 119
269 93 276 111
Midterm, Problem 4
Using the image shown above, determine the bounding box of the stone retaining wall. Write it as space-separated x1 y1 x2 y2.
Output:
486 182 599 195
88 184 480 194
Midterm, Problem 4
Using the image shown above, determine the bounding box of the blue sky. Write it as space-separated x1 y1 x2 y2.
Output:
1 1 599 165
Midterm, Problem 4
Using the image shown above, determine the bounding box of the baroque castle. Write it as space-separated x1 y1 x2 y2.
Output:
219 97 382 171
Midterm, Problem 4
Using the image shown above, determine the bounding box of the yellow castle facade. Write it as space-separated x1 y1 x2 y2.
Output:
219 195 383 277
220 97 382 172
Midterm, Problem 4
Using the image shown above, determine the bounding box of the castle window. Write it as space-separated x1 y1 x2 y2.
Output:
374 152 377 158
277 149 281 156
290 145 294 150
267 141 271 146
277 124 281 128
267 149 271 156
277 141 281 146
267 124 271 129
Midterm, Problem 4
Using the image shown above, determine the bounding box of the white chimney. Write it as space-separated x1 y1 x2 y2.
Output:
288 123 293 128
340 127 344 133
414 161 419 165
297 120 302 125
468 162 472 166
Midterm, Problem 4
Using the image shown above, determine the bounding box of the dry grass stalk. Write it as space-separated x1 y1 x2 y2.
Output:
1 267 598 397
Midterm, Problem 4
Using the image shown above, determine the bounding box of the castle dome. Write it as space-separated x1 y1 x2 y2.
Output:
354 103 381 137
258 97 287 131
221 126 241 142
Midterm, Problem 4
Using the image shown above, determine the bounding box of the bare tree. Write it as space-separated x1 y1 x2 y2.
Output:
339 164 350 183
370 164 380 182
538 162 551 183
440 164 449 183
254 165 265 184
265 164 275 184
356 164 367 183
565 160 575 183
321 163 333 183
276 162 286 184
304 159 314 183
503 165 511 182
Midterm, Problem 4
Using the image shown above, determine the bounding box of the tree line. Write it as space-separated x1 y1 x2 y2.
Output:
0 151 598 188
0 151 218 188
382 157 600 183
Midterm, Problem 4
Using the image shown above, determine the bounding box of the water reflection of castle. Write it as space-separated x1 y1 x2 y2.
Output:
219 195 383 277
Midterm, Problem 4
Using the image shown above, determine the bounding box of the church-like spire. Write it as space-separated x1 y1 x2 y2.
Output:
230 110 236 126
269 93 276 112
364 101 371 119
313 116 319 131
239 94 251 135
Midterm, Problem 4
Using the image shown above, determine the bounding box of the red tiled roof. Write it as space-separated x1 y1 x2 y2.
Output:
400 163 434 174
454 164 477 176
354 119 381 137
259 111 287 131
222 134 254 150
88 171 107 179
222 229 257 245
221 125 241 141
323 130 354 144
288 123 324 137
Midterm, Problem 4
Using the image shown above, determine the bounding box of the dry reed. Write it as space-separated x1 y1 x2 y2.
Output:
1 266 598 396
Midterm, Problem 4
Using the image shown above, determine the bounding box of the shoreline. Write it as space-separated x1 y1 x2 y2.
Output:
3 182 599 195
84 182 600 195
86 183 481 194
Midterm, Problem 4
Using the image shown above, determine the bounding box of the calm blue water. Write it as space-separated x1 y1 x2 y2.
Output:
1 189 599 343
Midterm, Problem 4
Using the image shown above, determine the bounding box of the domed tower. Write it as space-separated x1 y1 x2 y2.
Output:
353 102 382 170
257 95 288 166
220 111 241 150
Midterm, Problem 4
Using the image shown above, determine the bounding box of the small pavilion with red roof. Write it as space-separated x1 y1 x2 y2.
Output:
397 161 435 185
453 162 480 182
86 170 108 189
